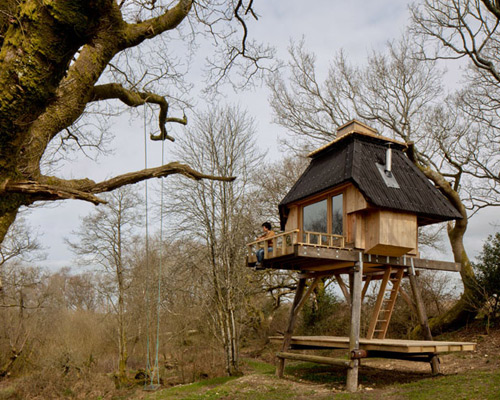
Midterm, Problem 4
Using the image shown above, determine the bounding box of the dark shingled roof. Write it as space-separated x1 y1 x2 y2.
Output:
279 133 462 230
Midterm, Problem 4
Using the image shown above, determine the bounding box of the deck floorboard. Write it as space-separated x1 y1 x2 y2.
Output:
270 335 476 354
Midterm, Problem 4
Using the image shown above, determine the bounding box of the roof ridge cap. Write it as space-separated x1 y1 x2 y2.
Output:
308 131 407 158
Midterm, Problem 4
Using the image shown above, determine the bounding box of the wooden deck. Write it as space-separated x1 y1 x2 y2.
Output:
247 232 460 272
270 336 476 354
247 230 460 272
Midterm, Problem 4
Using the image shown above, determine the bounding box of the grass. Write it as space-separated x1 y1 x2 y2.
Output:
144 359 500 400
142 359 330 400
144 376 237 400
392 370 500 400
143 359 276 399
333 369 500 400
144 379 322 400
241 358 275 375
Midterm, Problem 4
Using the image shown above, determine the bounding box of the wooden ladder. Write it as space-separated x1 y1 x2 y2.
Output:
366 267 404 339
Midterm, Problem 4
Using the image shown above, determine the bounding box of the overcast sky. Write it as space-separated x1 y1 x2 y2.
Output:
26 0 499 271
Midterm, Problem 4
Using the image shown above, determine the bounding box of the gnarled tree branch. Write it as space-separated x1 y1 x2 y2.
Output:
2 162 235 205
122 0 193 49
91 83 187 141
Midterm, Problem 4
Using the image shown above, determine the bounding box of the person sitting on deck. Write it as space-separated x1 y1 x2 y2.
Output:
255 222 275 269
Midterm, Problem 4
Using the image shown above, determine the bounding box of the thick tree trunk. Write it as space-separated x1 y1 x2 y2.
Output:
413 167 481 335
423 220 480 334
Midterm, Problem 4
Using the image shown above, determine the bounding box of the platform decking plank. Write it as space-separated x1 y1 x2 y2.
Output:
269 336 476 354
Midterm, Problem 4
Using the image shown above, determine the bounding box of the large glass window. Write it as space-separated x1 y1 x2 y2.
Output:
303 199 327 233
331 194 343 235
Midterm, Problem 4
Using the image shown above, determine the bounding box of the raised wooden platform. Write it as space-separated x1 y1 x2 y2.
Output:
270 335 475 356
248 242 460 273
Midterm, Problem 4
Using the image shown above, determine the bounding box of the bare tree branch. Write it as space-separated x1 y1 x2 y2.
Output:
91 83 187 141
2 162 235 205
121 0 193 49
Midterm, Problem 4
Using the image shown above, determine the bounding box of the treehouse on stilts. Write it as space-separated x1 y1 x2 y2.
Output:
246 120 476 392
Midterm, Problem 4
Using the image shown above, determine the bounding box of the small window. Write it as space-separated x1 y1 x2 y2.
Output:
331 194 343 235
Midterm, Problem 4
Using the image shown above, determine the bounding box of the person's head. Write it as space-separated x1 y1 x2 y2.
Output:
262 222 272 232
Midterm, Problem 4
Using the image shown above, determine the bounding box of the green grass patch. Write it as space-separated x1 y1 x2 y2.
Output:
144 376 236 399
392 370 500 400
242 358 275 374
332 369 500 400
144 378 310 400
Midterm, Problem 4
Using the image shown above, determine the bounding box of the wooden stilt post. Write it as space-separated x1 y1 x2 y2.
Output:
276 277 307 378
408 263 440 374
346 253 363 392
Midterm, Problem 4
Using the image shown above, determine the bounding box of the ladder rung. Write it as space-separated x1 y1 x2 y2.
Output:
374 329 384 332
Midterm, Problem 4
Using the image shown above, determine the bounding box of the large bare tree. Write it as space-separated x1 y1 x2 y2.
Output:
0 0 272 245
166 105 261 375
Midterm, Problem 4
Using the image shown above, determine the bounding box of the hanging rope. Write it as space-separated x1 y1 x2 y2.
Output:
153 133 166 386
143 105 152 389
143 104 167 389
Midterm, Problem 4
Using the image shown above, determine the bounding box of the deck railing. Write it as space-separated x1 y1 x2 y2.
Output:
301 231 345 248
247 229 346 262
247 229 299 262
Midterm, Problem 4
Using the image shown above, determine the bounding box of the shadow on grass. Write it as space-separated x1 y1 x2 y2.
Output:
284 362 431 388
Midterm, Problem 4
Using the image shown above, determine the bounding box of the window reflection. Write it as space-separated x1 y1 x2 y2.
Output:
303 199 327 234
332 194 343 235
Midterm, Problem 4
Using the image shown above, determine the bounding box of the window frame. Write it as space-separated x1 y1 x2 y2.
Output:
298 186 347 237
